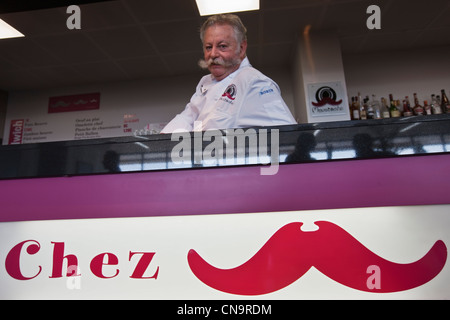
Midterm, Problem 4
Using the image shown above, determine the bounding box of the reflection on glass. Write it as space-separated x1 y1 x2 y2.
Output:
103 150 121 173
2 116 448 180
285 133 317 163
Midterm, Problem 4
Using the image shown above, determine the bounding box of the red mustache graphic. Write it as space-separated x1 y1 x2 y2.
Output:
312 97 343 107
188 221 447 295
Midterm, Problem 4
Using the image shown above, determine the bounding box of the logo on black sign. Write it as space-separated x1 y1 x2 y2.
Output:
312 86 342 107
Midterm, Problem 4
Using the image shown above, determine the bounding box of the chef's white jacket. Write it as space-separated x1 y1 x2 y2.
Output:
161 57 296 133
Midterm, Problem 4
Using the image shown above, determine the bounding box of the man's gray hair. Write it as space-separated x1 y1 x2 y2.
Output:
200 14 248 44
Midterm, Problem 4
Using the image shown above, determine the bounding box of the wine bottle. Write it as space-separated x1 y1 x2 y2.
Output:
403 96 413 117
350 96 360 120
423 100 432 115
413 93 424 115
441 90 450 113
389 94 400 117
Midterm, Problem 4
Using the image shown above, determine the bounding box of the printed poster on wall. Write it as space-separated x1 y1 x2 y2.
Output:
5 116 166 145
5 112 155 146
3 89 170 145
307 81 347 117
6 116 123 145
48 93 101 114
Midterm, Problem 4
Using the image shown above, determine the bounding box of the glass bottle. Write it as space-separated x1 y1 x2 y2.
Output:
365 96 374 119
403 96 413 117
413 93 424 115
389 94 400 117
371 95 382 119
423 100 432 115
350 97 360 120
396 100 403 116
380 97 390 118
441 90 450 113
431 94 442 114
349 97 353 119
358 93 367 120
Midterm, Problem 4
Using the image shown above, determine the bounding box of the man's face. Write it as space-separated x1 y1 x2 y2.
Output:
203 24 247 81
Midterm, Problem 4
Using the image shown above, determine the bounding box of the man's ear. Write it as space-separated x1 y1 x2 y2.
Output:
239 40 248 59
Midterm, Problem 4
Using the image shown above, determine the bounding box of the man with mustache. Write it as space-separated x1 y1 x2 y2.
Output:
161 14 296 133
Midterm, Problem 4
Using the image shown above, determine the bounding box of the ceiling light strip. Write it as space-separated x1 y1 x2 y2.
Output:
195 0 260 16
0 19 25 39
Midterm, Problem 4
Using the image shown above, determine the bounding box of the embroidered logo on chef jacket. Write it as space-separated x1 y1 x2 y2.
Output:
259 87 274 96
221 84 237 102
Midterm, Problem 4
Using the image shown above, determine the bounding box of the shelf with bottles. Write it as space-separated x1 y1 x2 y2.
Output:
349 89 450 120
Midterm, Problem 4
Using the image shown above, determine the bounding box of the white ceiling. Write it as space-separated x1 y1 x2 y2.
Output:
0 0 449 91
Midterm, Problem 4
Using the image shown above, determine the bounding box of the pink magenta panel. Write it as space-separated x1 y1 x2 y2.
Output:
0 154 449 222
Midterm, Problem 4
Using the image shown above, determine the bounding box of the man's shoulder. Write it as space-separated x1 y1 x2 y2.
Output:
236 65 276 89
198 73 213 84
195 74 215 92
240 64 265 77
236 64 265 80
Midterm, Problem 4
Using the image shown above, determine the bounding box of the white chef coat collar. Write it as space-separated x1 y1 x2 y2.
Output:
240 56 251 68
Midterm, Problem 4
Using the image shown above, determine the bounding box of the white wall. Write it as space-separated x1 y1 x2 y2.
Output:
2 67 295 145
292 31 351 124
3 74 200 144
343 45 450 105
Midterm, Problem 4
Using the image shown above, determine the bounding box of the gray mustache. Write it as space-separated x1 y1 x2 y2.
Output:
198 57 240 69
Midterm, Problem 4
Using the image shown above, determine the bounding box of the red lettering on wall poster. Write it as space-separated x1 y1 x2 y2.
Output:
48 92 100 113
8 119 24 145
